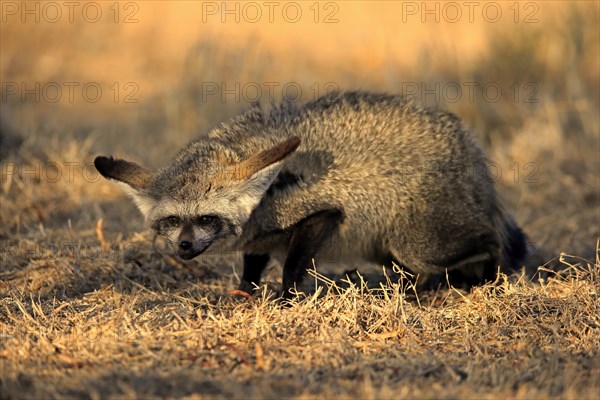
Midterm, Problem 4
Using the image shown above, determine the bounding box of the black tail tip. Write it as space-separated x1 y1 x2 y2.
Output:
504 222 528 270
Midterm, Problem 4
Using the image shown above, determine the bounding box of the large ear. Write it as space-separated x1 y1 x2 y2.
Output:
221 136 301 182
94 156 156 217
225 137 301 215
94 156 153 189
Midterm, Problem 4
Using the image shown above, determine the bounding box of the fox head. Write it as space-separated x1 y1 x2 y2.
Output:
94 136 301 259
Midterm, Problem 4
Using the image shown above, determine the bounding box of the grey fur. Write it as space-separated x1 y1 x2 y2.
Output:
95 91 527 289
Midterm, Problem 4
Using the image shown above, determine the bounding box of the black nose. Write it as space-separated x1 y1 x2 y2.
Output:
179 240 192 251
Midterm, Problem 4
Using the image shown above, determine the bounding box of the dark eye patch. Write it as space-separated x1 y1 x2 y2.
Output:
193 215 224 237
195 215 218 226
151 215 181 234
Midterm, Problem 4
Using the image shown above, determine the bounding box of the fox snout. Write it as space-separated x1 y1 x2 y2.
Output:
175 222 211 260
176 239 211 260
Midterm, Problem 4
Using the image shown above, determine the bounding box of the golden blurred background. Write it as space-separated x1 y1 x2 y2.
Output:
1 1 596 157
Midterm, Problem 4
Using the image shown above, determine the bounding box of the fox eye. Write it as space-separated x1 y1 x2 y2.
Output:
167 216 181 227
196 215 216 226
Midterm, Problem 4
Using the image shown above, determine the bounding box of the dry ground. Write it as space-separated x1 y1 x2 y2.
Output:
1 1 600 399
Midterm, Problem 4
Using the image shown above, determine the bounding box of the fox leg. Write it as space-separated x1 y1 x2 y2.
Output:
238 254 271 294
281 209 344 300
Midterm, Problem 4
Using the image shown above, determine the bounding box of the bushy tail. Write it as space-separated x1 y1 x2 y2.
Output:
493 200 528 275
502 220 528 272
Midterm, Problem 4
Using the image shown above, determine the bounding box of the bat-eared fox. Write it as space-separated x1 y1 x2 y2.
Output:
95 91 527 300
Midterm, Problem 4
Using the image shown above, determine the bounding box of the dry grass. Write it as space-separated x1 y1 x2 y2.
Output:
1 1 600 399
1 227 599 398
